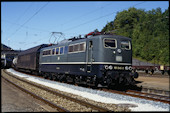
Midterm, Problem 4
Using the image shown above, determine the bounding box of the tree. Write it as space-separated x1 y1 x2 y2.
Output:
101 7 169 65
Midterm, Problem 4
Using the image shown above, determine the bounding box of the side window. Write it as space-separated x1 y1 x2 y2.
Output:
69 45 74 52
49 50 51 55
64 46 68 54
80 43 85 51
68 42 86 53
74 44 79 51
56 48 59 55
60 47 64 55
42 50 51 56
42 51 46 55
48 50 51 55
52 48 55 55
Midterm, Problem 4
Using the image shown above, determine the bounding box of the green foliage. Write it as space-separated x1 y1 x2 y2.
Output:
101 7 169 65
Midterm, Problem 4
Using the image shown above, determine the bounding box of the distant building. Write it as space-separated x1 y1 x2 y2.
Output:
1 43 21 60
1 43 12 50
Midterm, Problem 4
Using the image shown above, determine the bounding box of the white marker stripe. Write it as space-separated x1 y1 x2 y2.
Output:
40 62 131 65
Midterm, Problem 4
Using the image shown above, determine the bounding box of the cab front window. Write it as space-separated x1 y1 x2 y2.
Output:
104 38 117 48
121 40 131 50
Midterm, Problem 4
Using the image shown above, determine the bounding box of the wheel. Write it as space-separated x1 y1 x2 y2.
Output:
43 73 48 79
49 73 53 80
52 74 57 81
106 75 113 87
92 80 99 89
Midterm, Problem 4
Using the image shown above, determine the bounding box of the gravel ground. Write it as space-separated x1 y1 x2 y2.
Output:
4 69 170 111
135 75 169 91
2 71 94 112
2 69 128 112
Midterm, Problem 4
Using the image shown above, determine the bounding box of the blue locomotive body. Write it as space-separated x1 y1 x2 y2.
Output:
39 33 136 86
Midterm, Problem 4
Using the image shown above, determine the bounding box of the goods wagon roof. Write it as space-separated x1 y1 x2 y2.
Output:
132 59 159 66
18 44 48 56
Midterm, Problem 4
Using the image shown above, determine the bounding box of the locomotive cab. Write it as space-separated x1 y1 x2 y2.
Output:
86 34 137 86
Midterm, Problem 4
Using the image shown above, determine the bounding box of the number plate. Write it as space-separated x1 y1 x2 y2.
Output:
116 56 122 61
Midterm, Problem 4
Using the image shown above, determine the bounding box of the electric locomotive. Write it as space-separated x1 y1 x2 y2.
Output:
39 32 138 87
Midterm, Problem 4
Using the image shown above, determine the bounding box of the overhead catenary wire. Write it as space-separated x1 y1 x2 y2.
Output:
5 2 34 34
36 1 147 44
3 1 148 50
3 2 112 41
3 1 146 41
49 2 113 29
2 19 51 33
6 2 49 40
31 6 168 48
3 2 112 35
61 1 146 33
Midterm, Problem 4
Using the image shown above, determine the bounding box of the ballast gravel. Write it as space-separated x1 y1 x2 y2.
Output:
2 71 95 112
6 68 170 111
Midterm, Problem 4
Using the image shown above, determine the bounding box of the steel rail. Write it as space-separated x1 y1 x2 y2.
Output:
3 69 112 112
1 75 69 112
141 87 170 96
102 88 170 104
126 90 170 104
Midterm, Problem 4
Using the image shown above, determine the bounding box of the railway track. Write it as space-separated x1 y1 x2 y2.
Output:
3 68 169 112
1 76 68 112
101 88 170 104
2 69 112 112
13 68 170 97
140 87 170 96
126 90 170 103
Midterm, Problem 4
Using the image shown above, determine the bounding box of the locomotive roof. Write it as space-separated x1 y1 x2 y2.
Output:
18 44 49 56
41 34 131 50
88 34 131 40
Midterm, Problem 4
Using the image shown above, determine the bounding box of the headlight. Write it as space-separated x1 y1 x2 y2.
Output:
129 66 132 71
104 65 109 70
109 65 113 70
125 66 129 70
125 66 132 70
117 49 122 53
